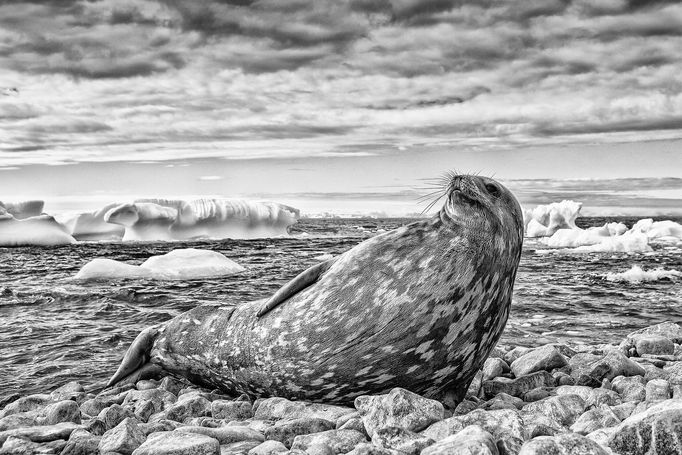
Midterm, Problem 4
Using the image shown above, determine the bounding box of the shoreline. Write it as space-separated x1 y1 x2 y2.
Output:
2 322 682 454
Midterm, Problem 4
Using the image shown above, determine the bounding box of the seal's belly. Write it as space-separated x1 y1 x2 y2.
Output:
151 227 513 403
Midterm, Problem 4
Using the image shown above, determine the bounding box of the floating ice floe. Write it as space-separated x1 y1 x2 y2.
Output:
524 200 582 237
74 248 245 280
605 265 682 283
0 201 76 246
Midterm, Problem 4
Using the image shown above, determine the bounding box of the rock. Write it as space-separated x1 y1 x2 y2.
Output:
480 392 524 411
254 398 353 423
664 361 682 384
555 385 621 407
163 395 211 423
645 379 671 402
608 398 682 454
625 322 682 346
611 376 647 402
176 426 265 444
521 388 551 403
504 347 531 365
41 400 81 425
482 358 509 381
134 400 156 423
510 345 568 377
610 402 637 421
635 336 675 356
211 400 253 421
553 371 575 386
570 406 621 435
466 370 484 399
98 417 146 455
138 419 182 436
520 411 563 439
335 412 360 429
482 371 555 399
0 394 53 418
83 417 106 436
522 395 587 427
264 418 334 448
354 388 444 437
0 412 39 431
50 382 85 402
572 351 646 385
60 428 102 455
519 433 609 455
290 429 366 455
422 408 525 443
0 422 81 445
338 417 368 436
642 363 669 381
135 380 160 391
220 440 262 455
80 398 108 418
344 442 398 455
132 431 220 455
585 427 617 447
453 400 477 416
371 427 434 455
98 404 136 431
421 425 498 455
158 377 186 396
0 436 45 455
247 440 288 455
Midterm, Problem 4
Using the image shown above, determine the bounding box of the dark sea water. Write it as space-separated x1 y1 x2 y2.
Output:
1 217 681 404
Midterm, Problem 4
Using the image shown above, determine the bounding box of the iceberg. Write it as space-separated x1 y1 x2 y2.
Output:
605 265 682 283
63 203 125 241
74 248 245 280
0 200 44 219
104 198 300 241
0 213 76 246
630 218 682 240
524 200 582 237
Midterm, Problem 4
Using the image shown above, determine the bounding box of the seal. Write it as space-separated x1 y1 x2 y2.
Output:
107 173 524 405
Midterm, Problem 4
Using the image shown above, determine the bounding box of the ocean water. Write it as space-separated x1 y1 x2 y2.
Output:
1 217 681 404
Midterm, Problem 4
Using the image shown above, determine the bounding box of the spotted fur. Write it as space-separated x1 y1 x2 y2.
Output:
111 174 524 405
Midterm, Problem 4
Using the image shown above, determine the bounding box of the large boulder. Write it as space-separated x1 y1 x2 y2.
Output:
421 425 498 455
608 399 682 455
510 345 568 377
519 433 609 455
254 398 353 423
132 431 220 455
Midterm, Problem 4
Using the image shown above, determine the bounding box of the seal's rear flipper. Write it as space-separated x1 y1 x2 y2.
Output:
106 327 159 388
257 257 336 317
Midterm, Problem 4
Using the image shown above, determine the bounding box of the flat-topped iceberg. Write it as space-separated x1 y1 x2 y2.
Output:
74 248 245 280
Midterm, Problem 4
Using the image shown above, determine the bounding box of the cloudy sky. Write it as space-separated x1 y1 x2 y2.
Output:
1 0 681 215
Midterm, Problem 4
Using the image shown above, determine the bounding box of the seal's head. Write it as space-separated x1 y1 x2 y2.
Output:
440 173 524 252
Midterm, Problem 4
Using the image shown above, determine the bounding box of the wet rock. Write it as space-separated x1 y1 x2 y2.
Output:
519 433 609 455
482 371 555 399
371 427 434 455
421 425 498 455
610 402 637 421
80 398 108 418
132 431 220 455
49 382 85 402
482 358 509 381
290 429 366 455
0 422 81 445
645 378 671 402
176 425 265 444
635 336 675 356
422 408 525 443
522 394 587 427
608 398 682 455
254 398 353 423
264 417 334 448
247 440 287 455
98 417 145 455
98 404 136 431
511 345 568 377
220 440 262 455
570 406 621 435
211 400 253 421
355 388 444 437
41 400 81 425
344 442 398 455
60 428 102 455
163 395 211 423
0 394 53 418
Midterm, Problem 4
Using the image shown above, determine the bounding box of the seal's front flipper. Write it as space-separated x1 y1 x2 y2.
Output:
106 327 159 388
257 258 336 318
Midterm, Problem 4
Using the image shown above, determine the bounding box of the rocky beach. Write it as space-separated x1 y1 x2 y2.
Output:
2 321 682 455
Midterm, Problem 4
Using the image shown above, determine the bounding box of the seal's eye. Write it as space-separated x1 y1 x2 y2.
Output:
485 183 501 197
